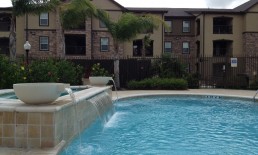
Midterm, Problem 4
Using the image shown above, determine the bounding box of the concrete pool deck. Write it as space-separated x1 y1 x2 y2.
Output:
1 88 257 155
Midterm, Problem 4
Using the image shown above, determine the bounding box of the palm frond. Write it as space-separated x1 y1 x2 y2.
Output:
61 0 99 29
12 0 60 16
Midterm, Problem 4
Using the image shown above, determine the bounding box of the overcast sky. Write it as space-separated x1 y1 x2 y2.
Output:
0 0 250 8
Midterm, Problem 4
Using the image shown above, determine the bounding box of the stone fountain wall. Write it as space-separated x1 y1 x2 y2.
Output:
0 87 112 148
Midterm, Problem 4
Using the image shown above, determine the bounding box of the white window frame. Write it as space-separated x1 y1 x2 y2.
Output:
183 20 190 33
164 41 172 53
39 36 49 51
182 42 190 54
39 12 49 26
100 37 109 52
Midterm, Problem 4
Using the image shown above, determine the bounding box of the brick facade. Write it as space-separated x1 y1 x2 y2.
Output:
243 32 258 81
164 35 196 58
28 30 57 57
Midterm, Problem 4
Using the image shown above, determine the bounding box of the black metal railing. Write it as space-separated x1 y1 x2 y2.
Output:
213 25 232 34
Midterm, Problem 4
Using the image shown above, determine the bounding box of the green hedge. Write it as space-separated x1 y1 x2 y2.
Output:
0 55 84 89
127 78 188 90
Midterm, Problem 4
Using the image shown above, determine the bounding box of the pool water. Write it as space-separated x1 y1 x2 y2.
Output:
60 96 258 155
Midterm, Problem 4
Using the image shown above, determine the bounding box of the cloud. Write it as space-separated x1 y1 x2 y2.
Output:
205 0 249 8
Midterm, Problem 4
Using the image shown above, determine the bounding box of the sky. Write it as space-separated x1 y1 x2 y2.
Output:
0 0 250 9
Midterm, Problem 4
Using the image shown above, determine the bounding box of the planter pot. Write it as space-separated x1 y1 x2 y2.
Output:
13 83 69 105
89 76 112 86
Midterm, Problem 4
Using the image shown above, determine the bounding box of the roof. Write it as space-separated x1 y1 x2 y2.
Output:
110 0 127 11
126 7 168 14
234 0 258 12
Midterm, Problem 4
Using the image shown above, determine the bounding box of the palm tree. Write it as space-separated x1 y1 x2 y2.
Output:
97 12 161 88
10 0 59 60
60 1 163 88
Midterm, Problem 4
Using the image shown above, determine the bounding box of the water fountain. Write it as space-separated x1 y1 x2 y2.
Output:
0 83 113 149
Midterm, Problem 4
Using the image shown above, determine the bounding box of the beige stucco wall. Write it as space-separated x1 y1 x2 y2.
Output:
203 14 244 57
244 13 258 32
92 11 123 31
92 0 123 10
27 11 56 29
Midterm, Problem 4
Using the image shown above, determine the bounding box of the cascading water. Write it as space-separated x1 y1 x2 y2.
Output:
110 78 119 102
64 88 82 149
88 92 115 125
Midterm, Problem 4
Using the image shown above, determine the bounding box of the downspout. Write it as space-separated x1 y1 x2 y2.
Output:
162 13 164 55
91 16 93 59
26 13 28 41
202 13 205 56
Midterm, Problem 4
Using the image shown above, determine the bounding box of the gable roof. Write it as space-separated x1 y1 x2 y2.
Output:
110 0 127 11
234 0 258 12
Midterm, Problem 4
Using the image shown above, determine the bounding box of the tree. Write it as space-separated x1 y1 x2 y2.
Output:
97 12 161 88
10 0 59 60
60 1 163 88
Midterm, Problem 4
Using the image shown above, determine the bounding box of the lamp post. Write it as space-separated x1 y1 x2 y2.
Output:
23 41 31 65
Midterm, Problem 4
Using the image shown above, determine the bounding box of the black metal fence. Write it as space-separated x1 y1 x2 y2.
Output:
30 56 258 89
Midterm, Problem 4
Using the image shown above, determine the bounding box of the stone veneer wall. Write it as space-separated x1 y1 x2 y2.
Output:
92 31 124 58
243 33 258 82
28 30 57 57
0 89 112 148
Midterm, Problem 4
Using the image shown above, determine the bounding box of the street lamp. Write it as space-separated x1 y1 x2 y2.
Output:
23 41 31 65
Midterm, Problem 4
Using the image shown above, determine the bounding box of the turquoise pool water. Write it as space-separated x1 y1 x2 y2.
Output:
60 96 258 155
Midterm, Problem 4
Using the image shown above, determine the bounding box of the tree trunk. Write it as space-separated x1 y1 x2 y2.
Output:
56 8 65 58
9 14 16 61
114 41 120 89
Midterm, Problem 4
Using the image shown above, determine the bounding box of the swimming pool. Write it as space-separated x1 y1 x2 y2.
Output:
59 95 258 155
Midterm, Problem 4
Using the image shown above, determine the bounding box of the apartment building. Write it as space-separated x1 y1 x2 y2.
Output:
0 0 257 58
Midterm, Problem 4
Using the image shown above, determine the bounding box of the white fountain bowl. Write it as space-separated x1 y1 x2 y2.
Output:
13 83 69 105
89 76 112 86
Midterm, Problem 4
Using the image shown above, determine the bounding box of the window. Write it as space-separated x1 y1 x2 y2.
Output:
39 12 49 26
100 37 109 52
99 20 106 28
164 42 172 53
39 36 49 51
165 21 172 33
182 42 190 54
183 20 190 32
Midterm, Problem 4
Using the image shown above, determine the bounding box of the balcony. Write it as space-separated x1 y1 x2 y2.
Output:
0 22 10 32
213 17 233 34
213 40 232 57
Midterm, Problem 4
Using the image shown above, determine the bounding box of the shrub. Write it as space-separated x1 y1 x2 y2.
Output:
127 78 188 90
90 63 111 76
0 55 26 89
185 73 199 89
151 54 187 78
56 60 83 85
28 59 59 83
250 77 258 90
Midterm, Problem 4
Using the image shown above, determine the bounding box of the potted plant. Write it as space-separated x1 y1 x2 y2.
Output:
89 63 113 86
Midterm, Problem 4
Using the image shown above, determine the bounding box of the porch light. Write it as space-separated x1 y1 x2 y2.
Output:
24 41 31 64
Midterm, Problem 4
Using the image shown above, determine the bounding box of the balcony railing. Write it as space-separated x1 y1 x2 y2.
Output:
213 25 232 34
65 46 86 55
213 48 232 57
